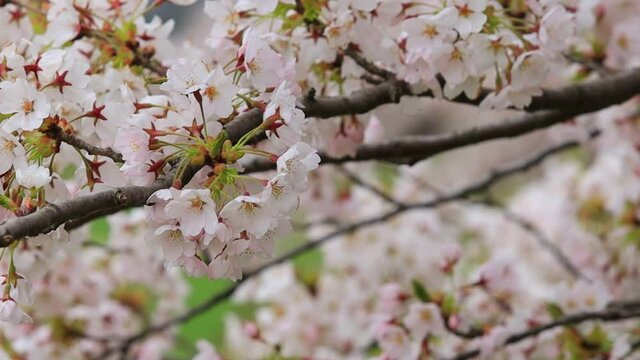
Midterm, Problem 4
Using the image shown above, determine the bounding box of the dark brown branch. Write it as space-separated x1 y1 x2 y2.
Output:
92 140 583 357
525 68 640 112
0 177 171 247
450 304 640 360
47 126 124 163
243 111 598 173
319 110 591 166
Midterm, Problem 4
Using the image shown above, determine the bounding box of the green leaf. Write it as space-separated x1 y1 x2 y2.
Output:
0 113 15 122
218 167 239 185
293 248 323 290
441 294 457 317
624 228 640 249
0 195 16 211
411 279 431 302
546 302 564 321
585 324 613 352
89 218 110 245
115 21 137 42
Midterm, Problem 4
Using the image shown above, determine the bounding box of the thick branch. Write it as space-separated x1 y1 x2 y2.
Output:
243 111 597 173
320 110 589 165
0 177 171 247
93 140 581 357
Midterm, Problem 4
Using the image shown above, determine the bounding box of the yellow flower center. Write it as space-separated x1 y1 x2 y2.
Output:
241 201 260 215
423 25 438 38
247 59 261 74
204 86 219 101
190 198 204 212
420 309 432 322
21 100 34 113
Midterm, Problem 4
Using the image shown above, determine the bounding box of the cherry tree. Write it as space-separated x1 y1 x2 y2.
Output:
0 0 639 359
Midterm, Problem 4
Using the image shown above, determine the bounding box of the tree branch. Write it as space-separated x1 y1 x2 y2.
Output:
0 177 171 247
449 304 640 360
0 112 270 246
318 110 591 165
337 166 404 207
46 126 124 163
343 46 395 80
92 139 584 357
243 110 599 174
483 200 586 280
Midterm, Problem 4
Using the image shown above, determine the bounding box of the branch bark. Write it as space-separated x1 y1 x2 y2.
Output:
0 178 170 247
46 126 124 163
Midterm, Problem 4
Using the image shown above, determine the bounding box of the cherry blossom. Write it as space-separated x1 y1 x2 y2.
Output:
151 224 197 262
0 298 32 324
240 30 285 90
402 302 445 340
200 66 238 119
277 142 321 191
220 195 273 238
0 79 50 132
0 129 24 175
440 0 488 39
163 189 220 237
15 165 51 189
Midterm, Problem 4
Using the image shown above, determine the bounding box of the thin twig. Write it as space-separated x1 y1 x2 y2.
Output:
344 46 395 80
337 166 405 207
449 304 640 360
47 126 124 163
482 200 586 280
